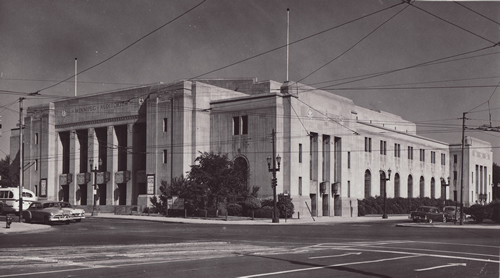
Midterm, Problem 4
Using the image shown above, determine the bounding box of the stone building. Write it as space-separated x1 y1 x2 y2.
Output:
10 78 494 217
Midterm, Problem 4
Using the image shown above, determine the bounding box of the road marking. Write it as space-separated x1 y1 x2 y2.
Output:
415 263 467 272
237 255 420 278
309 252 362 259
330 247 500 264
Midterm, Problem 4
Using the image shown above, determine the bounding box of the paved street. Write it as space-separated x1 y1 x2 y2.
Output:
0 216 498 277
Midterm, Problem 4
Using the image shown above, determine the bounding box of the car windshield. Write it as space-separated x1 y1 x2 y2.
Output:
42 203 60 208
59 203 72 208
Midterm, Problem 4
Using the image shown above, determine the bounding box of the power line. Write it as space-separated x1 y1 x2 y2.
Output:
35 0 207 94
454 1 500 27
297 4 408 83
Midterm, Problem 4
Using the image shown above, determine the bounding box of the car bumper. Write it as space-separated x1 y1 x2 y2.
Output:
49 215 73 222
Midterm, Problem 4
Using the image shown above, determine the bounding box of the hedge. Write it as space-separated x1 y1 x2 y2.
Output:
358 197 459 216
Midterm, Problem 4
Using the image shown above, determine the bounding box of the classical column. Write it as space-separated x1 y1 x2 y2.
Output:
69 130 80 204
87 128 99 206
126 123 134 205
107 126 118 205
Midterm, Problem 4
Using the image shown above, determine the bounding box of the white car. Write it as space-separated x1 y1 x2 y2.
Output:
59 202 85 222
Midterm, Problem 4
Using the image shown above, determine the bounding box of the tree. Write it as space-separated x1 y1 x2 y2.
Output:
493 163 500 199
187 152 250 212
0 156 15 188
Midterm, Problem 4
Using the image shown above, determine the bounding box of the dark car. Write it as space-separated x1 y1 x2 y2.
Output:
22 201 72 225
409 206 446 223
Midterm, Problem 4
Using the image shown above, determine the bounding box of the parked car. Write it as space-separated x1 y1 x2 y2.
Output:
22 201 72 225
443 206 461 222
59 202 85 222
409 206 446 223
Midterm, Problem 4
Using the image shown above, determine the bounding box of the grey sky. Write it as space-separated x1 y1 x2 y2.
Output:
0 0 499 163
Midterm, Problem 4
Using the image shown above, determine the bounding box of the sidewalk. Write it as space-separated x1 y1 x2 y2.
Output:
2 214 498 234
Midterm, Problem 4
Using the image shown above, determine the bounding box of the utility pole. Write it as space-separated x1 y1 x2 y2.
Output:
459 112 466 225
18 97 25 223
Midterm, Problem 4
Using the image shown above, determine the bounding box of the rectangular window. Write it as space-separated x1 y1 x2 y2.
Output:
380 140 387 155
348 181 351 198
241 115 248 135
454 154 457 164
163 150 168 164
233 117 240 135
35 133 39 145
347 151 351 169
394 143 400 158
299 177 302 196
365 137 372 152
233 116 248 135
441 153 446 165
35 159 38 171
299 144 302 163
420 149 425 162
431 151 436 164
163 118 168 132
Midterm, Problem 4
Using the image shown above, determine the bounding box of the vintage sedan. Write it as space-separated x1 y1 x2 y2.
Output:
59 202 85 222
22 201 72 225
409 206 446 223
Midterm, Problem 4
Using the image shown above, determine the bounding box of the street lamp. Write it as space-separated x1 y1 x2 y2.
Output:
379 169 391 219
267 129 281 223
89 158 102 217
267 154 281 223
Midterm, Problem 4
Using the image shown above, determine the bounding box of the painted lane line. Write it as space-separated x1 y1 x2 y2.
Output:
361 245 499 259
415 263 467 272
237 255 421 278
309 252 362 259
330 247 500 264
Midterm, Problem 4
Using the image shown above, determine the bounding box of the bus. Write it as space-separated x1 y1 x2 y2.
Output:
0 188 38 214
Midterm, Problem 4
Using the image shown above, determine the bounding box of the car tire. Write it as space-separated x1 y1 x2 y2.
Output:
65 221 70 225
75 219 82 223
44 216 51 225
443 216 446 223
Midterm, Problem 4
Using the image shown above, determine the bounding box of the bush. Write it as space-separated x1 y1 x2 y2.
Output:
226 203 243 216
278 194 294 218
465 200 500 224
254 206 273 218
358 197 459 216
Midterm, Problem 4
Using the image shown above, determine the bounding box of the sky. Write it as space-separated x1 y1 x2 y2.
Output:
0 0 499 164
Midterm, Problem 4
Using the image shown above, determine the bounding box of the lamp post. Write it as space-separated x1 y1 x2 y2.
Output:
379 169 391 219
267 129 281 223
89 158 102 217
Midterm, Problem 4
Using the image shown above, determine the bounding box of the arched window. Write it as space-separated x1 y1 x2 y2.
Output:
233 156 249 183
408 175 413 198
431 177 435 199
364 170 371 199
420 176 425 198
394 173 400 198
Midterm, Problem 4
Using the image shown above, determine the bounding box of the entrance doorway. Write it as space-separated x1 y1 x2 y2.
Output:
334 195 341 216
322 194 329 216
118 184 127 205
310 194 317 216
80 184 88 205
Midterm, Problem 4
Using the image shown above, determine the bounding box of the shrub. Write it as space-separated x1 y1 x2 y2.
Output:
226 203 243 216
358 197 459 215
254 206 273 218
278 194 294 218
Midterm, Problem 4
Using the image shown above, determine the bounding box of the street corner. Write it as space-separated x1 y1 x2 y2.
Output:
0 222 52 234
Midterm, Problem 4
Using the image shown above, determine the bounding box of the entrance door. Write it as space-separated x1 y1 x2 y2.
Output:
322 194 329 216
334 195 341 216
310 194 317 216
61 185 69 202
118 184 127 205
80 184 88 205
99 184 106 205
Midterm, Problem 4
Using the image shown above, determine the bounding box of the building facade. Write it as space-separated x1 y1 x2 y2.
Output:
10 78 494 217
